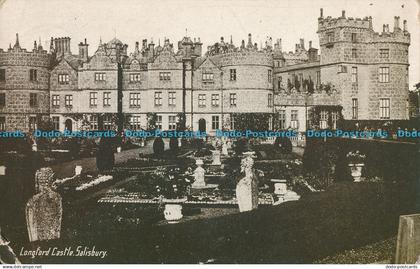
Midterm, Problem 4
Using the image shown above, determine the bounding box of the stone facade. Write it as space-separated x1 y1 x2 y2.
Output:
274 9 411 128
0 34 51 132
0 11 411 133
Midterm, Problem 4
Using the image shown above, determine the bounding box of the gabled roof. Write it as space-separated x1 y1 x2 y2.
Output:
194 56 221 70
52 54 82 71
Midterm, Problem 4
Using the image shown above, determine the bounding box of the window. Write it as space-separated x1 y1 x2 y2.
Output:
168 92 176 106
211 94 220 107
327 32 334 43
51 95 60 107
351 67 358 84
156 115 162 130
291 110 299 129
52 116 60 131
352 98 358 119
277 110 285 129
299 73 303 85
65 95 73 107
129 73 141 82
229 69 236 81
331 112 338 130
351 33 357 42
212 115 220 130
380 49 389 58
316 71 321 87
0 69 5 82
268 70 272 82
230 93 237 107
159 72 171 81
268 93 273 107
89 92 98 107
379 67 389 83
277 76 283 89
103 114 113 130
129 93 141 107
198 94 206 107
379 98 390 119
29 93 38 107
0 117 5 131
337 65 347 73
129 115 141 130
0 93 6 107
58 74 69 85
94 73 105 81
29 69 38 81
351 49 357 58
202 73 214 83
154 92 162 106
230 115 235 130
168 116 177 130
29 116 37 131
320 110 328 129
103 92 111 106
90 115 98 130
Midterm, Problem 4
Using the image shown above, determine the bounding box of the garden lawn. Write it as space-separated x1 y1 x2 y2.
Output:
9 180 417 264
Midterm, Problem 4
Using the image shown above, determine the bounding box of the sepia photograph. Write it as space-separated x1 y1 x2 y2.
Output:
0 0 419 266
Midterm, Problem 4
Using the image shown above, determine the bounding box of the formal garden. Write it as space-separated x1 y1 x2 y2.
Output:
0 133 419 263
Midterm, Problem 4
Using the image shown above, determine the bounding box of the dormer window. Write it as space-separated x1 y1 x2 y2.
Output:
202 73 214 84
58 74 69 85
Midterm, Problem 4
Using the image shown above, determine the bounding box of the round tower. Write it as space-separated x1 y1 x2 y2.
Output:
0 34 51 132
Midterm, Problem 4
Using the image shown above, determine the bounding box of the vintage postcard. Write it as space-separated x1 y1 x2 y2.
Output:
0 0 419 266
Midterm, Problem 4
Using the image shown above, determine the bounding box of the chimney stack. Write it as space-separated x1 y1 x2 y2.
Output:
309 40 312 49
403 19 407 31
78 38 89 62
342 10 346 18
300 38 305 50
320 8 323 18
394 16 400 31
368 16 373 29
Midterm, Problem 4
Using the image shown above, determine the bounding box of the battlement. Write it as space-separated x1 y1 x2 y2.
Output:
318 10 371 32
0 34 51 68
210 49 273 67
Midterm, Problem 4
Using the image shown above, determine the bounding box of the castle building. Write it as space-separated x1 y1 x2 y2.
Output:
274 9 411 132
0 10 411 134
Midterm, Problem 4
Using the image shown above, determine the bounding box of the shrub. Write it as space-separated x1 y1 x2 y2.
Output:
96 137 115 173
153 137 165 155
169 137 179 152
274 136 292 153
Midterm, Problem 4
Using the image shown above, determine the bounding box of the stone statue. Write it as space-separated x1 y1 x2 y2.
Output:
236 153 259 212
26 167 62 242
192 159 206 188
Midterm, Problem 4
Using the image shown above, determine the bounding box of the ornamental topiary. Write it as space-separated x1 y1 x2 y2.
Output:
153 137 165 155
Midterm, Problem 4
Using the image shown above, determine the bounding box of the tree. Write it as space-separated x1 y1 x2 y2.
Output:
153 137 165 155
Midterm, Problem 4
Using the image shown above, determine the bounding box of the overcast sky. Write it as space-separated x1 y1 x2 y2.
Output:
0 0 418 88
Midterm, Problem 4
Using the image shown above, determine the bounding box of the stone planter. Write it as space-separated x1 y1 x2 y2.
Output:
349 163 364 182
163 198 187 223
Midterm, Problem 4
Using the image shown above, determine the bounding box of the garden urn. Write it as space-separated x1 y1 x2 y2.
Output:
349 163 364 182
